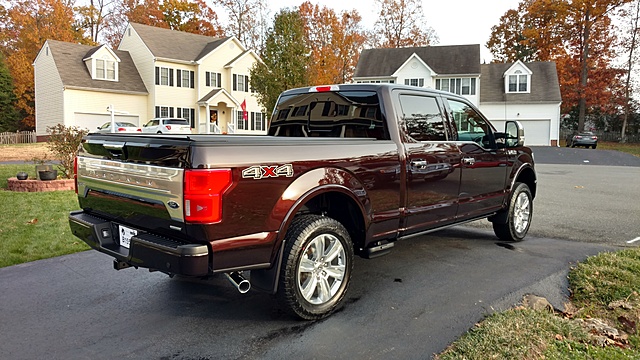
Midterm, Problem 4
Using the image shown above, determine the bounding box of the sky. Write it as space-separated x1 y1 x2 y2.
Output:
264 0 522 62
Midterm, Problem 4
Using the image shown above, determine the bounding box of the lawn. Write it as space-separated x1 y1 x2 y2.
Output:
0 164 87 268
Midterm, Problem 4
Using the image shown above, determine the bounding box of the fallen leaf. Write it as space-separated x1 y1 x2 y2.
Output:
555 334 564 341
618 315 637 334
575 185 584 189
27 218 38 224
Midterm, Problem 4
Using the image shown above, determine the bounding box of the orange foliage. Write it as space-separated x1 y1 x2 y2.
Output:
0 0 90 129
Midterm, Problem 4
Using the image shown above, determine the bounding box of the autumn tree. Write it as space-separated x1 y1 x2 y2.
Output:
0 54 21 132
0 0 90 129
212 0 269 51
75 0 114 43
298 2 366 85
250 9 309 113
618 0 640 141
371 0 438 48
160 0 223 36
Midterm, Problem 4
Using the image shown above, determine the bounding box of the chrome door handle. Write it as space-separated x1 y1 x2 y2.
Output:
462 157 476 166
411 160 428 169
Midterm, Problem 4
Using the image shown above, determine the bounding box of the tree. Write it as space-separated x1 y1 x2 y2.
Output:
298 2 366 84
0 0 90 129
0 54 21 132
212 0 269 51
75 0 114 43
619 0 640 142
160 0 223 36
250 9 309 113
371 0 438 48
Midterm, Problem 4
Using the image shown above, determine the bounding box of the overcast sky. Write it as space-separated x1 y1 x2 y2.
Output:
263 0 522 62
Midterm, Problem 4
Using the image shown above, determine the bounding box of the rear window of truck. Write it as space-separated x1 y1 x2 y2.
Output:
269 91 389 140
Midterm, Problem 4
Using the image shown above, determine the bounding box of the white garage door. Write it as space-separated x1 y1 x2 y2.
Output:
73 113 140 132
491 119 550 146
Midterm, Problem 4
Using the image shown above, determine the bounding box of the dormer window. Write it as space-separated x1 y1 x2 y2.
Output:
95 57 116 80
85 47 120 82
508 70 528 92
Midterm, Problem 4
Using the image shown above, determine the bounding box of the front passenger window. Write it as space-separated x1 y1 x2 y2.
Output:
447 99 494 148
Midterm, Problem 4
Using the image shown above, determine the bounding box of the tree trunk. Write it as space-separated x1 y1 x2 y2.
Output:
578 8 591 132
621 0 640 143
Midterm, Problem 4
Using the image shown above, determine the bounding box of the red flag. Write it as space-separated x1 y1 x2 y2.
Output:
241 99 248 121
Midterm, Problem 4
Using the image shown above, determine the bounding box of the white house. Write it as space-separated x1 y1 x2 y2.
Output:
34 22 266 139
353 45 562 146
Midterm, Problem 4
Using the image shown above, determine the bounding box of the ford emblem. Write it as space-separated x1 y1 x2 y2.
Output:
167 201 180 209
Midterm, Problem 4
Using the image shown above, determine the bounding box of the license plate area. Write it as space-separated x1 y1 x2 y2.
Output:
118 225 137 249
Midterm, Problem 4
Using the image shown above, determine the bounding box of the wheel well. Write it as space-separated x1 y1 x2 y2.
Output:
516 167 536 199
296 192 366 250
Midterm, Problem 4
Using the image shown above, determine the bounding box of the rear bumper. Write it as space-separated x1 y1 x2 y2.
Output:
69 210 209 276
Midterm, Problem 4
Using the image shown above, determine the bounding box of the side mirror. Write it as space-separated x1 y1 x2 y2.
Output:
505 121 525 148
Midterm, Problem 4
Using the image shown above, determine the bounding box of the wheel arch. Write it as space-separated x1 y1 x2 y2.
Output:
513 165 537 199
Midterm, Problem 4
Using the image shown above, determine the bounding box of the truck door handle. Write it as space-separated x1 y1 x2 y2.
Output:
462 157 476 166
411 160 428 169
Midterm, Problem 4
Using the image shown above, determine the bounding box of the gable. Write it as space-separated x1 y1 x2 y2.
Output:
354 44 480 78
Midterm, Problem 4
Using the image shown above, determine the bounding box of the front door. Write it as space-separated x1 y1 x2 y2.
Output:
444 97 508 220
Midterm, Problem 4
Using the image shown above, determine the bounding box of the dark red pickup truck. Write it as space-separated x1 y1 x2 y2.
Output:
69 84 536 319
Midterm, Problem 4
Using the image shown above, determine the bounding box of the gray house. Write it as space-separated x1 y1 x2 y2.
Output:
353 45 562 146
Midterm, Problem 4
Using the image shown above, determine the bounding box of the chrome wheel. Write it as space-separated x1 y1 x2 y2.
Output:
513 192 531 235
297 233 346 305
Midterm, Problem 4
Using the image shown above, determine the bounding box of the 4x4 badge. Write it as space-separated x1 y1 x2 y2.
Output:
242 164 294 179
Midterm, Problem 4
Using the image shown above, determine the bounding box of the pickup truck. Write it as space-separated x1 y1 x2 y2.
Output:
69 83 536 319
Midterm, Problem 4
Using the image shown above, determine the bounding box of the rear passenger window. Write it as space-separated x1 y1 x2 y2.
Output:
398 95 447 141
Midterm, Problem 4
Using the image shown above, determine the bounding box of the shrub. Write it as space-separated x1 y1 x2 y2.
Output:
46 124 88 179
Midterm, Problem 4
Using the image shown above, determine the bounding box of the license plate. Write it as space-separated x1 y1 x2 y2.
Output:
118 225 137 249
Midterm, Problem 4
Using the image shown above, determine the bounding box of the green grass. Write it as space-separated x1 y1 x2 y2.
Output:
597 142 640 157
438 249 640 359
0 164 87 268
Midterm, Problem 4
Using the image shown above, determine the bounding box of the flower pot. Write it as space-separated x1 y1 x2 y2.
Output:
38 170 58 181
35 165 54 180
16 172 28 180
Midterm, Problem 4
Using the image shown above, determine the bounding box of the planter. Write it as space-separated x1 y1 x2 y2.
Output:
35 164 54 180
16 172 29 180
38 170 58 181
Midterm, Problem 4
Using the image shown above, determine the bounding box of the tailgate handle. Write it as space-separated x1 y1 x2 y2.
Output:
103 142 125 150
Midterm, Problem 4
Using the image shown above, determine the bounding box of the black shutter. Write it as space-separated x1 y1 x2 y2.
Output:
206 72 210 86
177 107 182 118
233 74 237 91
217 73 221 88
251 112 255 130
155 106 160 118
169 69 174 86
155 67 160 85
246 76 249 92
190 71 194 89
190 109 195 127
169 107 174 117
176 69 182 88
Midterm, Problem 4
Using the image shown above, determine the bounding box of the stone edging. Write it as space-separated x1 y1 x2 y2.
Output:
7 178 75 192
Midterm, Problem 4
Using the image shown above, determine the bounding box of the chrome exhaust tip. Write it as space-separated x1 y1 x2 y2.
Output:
224 272 251 294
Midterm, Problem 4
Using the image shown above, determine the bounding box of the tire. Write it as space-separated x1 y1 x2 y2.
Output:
157 131 162 134
565 142 570 147
493 182 533 242
592 145 597 149
571 143 576 148
276 214 354 320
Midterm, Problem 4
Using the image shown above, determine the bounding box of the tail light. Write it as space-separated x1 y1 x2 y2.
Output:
575 136 582 139
593 136 598 140
166 125 172 130
136 128 142 132
184 169 233 223
74 157 78 194
117 127 126 132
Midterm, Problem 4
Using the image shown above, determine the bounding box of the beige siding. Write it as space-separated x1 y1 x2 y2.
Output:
63 89 148 131
34 43 65 136
118 24 156 120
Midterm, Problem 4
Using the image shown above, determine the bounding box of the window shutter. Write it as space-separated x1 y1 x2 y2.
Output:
404 79 409 85
190 71 194 89
169 107 174 117
217 73 221 88
246 76 250 92
176 70 182 88
419 79 424 87
190 109 195 127
233 74 237 91
155 67 160 85
155 106 160 118
169 69 174 86
177 107 182 118
251 112 255 130
205 72 210 86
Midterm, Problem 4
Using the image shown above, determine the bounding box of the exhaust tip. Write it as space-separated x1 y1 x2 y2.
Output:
225 272 251 294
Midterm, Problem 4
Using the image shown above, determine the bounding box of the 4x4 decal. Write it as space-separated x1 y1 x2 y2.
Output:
242 164 294 179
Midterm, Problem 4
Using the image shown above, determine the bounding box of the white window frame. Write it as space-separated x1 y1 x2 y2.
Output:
160 67 169 86
94 57 117 81
159 106 169 118
507 70 530 93
435 77 477 96
236 74 247 92
404 78 425 87
209 72 221 87
181 71 191 88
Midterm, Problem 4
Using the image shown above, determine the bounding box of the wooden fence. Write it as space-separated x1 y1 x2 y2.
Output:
0 131 37 144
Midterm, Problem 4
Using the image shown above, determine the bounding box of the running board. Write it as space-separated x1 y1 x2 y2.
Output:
364 241 394 259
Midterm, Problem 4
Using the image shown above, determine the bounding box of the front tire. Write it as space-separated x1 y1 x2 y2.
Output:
277 215 354 320
493 182 533 242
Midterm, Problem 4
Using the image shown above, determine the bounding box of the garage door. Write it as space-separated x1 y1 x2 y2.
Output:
491 119 550 146
73 113 140 132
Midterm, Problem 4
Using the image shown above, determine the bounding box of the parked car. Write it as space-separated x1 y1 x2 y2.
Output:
95 122 141 133
142 118 192 134
566 131 598 148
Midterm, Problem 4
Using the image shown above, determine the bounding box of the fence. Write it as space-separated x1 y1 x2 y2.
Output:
559 129 640 143
0 131 37 144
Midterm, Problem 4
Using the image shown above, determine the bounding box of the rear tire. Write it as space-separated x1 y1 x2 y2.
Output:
493 182 533 242
276 215 354 320
592 145 597 149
